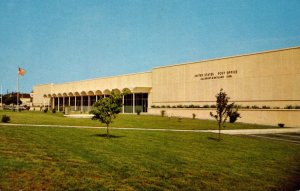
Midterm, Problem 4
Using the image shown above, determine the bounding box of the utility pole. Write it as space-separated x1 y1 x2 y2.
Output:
0 84 2 109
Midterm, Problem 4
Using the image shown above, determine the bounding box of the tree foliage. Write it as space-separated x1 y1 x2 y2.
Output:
2 94 22 105
210 89 234 140
90 90 123 136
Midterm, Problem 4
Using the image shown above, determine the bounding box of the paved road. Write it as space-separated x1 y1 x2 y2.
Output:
1 123 300 135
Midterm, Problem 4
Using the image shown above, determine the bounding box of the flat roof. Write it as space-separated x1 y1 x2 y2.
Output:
35 71 152 87
154 46 300 70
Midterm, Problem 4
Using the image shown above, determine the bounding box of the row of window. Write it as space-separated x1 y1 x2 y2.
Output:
53 93 148 112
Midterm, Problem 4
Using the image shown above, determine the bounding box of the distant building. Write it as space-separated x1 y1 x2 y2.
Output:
32 46 300 127
19 93 32 106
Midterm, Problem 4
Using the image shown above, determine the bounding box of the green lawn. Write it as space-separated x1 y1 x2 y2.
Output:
0 126 299 190
0 110 275 130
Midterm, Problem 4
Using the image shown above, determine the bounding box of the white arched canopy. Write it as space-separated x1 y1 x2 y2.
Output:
80 91 87 96
87 91 94 96
95 90 102 95
111 89 121 94
103 89 111 95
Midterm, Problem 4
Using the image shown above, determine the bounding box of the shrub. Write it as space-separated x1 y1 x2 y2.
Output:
52 108 56 113
172 105 176 108
273 106 280 109
262 105 271 109
43 108 48 113
278 123 285 128
188 104 195 108
284 105 293 109
203 104 210 108
192 113 196 119
251 105 260 109
151 105 156 108
228 108 241 123
295 105 300 109
161 105 166 108
210 105 216 108
136 109 141 115
166 105 171 108
161 110 165 117
177 105 183 108
1 115 10 123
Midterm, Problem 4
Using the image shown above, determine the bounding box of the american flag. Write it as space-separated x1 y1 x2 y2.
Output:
18 67 26 76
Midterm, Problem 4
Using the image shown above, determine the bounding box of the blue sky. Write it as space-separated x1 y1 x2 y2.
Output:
0 0 300 93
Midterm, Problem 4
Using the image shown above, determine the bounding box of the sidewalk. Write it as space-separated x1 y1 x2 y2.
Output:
1 123 300 135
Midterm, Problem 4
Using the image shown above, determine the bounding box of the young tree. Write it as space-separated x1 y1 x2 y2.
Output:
210 89 234 141
90 90 122 137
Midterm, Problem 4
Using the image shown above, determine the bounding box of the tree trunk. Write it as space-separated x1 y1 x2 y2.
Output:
106 124 109 137
218 122 221 141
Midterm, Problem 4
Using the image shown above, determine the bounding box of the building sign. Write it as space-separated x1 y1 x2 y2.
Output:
194 70 238 80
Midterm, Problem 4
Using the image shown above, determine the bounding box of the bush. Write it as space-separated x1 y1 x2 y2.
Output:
177 105 183 108
188 104 195 108
203 104 210 108
210 105 216 108
52 108 56 113
228 107 241 123
251 105 260 109
1 115 10 123
136 109 141 115
273 106 280 109
262 105 271 109
295 105 300 109
43 108 48 113
192 113 196 119
151 105 156 108
161 110 165 117
278 123 285 128
284 105 293 109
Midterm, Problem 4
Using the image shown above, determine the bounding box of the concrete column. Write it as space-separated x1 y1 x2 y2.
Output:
81 96 83 112
63 97 65 108
52 97 55 109
133 93 135 113
58 97 60 111
75 96 77 111
69 96 71 107
96 95 98 102
88 96 90 111
122 94 125 113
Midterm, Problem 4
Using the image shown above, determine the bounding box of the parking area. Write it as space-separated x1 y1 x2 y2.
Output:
246 133 300 145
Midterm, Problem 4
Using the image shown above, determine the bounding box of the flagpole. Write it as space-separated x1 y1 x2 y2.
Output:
0 84 2 109
17 67 19 112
